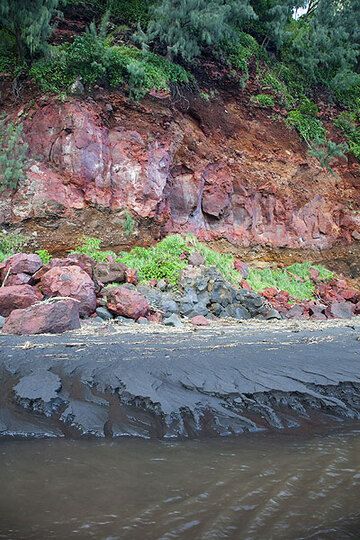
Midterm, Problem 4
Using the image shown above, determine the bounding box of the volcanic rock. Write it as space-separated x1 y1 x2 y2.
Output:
94 261 127 285
1 253 42 281
40 265 96 317
106 286 150 320
0 285 42 317
2 299 80 335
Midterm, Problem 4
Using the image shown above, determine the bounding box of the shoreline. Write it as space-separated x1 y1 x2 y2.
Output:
1 318 360 441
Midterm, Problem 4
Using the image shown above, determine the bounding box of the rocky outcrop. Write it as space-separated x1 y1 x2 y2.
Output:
1 96 359 252
137 266 276 321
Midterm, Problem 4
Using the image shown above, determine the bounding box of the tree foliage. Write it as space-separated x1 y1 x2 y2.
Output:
284 0 360 91
0 0 61 61
0 116 28 192
141 0 256 62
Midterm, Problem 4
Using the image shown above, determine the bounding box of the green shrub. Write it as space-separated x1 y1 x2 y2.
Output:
35 249 52 264
0 116 28 192
0 232 27 262
250 93 275 108
334 112 360 162
260 69 295 109
247 262 334 301
109 0 152 24
308 139 348 174
222 31 262 86
30 33 190 99
271 62 308 98
122 211 135 238
71 236 116 262
29 46 75 93
117 235 189 285
298 97 319 117
118 234 241 286
286 109 326 145
0 29 18 74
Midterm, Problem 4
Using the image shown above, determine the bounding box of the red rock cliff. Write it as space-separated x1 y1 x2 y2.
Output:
1 93 359 254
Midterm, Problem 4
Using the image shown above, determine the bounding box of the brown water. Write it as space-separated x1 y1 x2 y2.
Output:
1 428 360 540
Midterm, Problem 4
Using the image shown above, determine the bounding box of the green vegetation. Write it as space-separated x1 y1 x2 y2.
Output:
0 29 18 74
140 0 256 62
1 0 359 164
250 93 275 108
248 262 334 301
308 139 348 175
29 16 190 98
117 234 241 286
0 116 28 192
117 235 189 285
334 112 360 161
71 236 116 262
0 232 26 262
0 0 60 62
122 211 135 238
222 30 261 85
286 109 326 146
116 234 333 301
35 249 52 264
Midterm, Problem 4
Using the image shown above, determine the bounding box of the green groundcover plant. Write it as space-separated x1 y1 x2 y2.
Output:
74 234 333 300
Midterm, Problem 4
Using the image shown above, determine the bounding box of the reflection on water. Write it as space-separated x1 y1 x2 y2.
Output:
0 428 360 540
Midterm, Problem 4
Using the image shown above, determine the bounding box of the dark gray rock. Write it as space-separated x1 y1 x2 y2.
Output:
263 308 282 320
188 303 209 318
137 317 149 325
210 283 235 307
178 301 194 316
161 297 178 316
224 304 251 320
157 279 167 291
96 307 113 320
115 316 136 325
163 313 183 328
0 315 5 329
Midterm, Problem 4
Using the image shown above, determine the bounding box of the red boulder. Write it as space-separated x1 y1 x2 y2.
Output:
191 315 210 326
66 254 95 278
261 288 278 300
0 285 42 317
5 273 32 286
325 301 354 319
94 261 127 285
40 265 96 317
1 253 42 282
234 260 249 278
106 286 150 320
2 299 80 335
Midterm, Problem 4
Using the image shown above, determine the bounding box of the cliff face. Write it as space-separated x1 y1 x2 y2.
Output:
1 91 360 256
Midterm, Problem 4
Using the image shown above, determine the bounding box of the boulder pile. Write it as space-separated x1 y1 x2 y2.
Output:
0 251 360 335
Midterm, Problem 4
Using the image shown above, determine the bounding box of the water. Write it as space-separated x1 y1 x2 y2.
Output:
1 428 360 540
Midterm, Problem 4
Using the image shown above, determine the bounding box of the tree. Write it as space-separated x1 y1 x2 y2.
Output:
141 0 256 62
0 0 61 62
285 0 360 90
